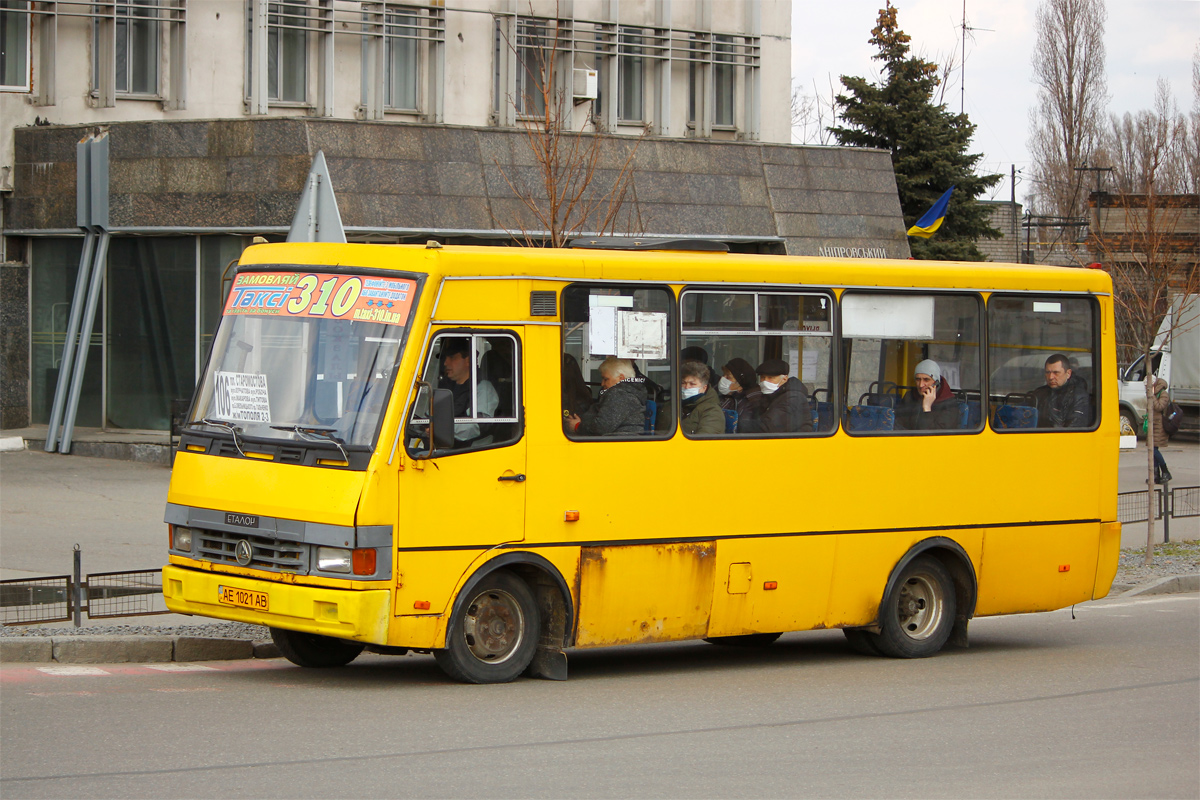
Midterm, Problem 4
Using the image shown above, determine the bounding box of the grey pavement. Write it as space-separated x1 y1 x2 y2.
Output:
1 435 1196 664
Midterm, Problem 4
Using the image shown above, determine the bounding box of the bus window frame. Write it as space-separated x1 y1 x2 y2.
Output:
839 288 986 438
561 282 676 443
679 285 839 440
405 327 525 458
986 292 1102 434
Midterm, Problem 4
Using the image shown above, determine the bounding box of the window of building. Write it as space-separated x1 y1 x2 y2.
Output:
384 8 418 110
268 2 307 103
93 1 162 97
514 17 549 117
409 333 521 454
617 27 643 123
31 235 244 432
0 1 30 92
562 284 674 439
988 295 1097 431
681 290 834 436
841 292 984 434
713 35 735 127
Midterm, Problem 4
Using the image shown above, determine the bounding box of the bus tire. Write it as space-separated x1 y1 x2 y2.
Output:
874 555 956 659
703 633 782 647
270 628 364 668
434 571 540 684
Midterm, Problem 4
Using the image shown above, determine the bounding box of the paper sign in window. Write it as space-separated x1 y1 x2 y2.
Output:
214 371 272 422
617 311 668 360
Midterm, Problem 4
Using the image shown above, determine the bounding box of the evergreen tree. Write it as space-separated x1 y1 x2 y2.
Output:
830 6 1002 261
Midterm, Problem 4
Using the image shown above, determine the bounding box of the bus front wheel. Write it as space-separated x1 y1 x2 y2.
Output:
434 571 540 684
270 628 364 668
874 555 956 658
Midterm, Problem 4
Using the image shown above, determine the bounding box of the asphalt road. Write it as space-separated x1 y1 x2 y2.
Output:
1 594 1196 799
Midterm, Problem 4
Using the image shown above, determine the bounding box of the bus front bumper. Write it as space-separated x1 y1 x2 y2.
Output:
162 565 391 645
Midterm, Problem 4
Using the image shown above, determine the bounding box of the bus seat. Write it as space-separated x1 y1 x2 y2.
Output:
993 404 1038 429
847 405 895 432
817 401 835 431
644 400 658 433
723 408 738 433
858 392 897 410
961 400 982 430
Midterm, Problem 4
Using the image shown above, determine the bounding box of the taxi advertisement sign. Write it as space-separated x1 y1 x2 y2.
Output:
223 271 414 327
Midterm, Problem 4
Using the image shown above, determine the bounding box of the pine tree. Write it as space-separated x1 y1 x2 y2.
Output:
830 6 1002 261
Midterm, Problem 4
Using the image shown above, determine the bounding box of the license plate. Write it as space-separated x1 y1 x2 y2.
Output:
218 585 269 611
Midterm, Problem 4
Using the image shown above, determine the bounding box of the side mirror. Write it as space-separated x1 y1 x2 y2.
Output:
430 388 455 450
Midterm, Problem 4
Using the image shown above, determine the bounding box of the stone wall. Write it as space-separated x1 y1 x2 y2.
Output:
0 261 30 429
8 120 909 258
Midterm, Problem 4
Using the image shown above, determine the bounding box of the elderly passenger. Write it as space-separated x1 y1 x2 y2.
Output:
567 357 647 435
680 360 725 435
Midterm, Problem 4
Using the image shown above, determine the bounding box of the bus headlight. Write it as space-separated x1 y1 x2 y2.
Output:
316 547 352 573
171 525 193 553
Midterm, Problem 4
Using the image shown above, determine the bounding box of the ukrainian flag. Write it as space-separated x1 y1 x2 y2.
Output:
906 186 955 238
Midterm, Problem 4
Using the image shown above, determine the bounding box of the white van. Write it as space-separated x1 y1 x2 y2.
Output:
1117 294 1198 436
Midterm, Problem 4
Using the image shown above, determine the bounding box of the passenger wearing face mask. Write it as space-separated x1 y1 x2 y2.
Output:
680 360 725 435
737 358 813 434
717 357 762 430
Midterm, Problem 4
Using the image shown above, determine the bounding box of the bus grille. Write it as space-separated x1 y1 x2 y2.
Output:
195 530 306 573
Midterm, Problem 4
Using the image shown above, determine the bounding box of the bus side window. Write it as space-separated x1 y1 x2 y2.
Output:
988 296 1097 431
562 284 674 439
407 332 521 455
841 292 984 435
680 289 835 436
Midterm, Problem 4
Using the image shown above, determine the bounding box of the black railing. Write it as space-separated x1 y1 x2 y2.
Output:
1116 485 1198 542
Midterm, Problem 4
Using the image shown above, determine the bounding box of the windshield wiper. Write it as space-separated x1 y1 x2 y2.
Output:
270 425 350 463
186 419 248 458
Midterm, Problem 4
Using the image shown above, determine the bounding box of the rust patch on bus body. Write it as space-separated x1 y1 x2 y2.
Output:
574 542 716 647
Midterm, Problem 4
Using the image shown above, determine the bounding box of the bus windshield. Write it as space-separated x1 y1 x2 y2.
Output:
190 269 418 449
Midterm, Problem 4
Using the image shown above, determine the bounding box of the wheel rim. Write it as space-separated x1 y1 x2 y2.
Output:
461 588 525 664
894 572 945 640
1120 415 1135 436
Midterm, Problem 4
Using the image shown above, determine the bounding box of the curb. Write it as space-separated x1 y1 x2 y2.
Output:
1119 574 1200 597
0 436 25 452
0 636 280 664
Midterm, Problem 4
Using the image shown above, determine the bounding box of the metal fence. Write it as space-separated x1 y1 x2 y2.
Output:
1116 485 1198 543
1 568 168 627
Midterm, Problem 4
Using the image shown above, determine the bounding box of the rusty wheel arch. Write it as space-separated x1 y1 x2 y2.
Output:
877 537 978 642
455 553 576 649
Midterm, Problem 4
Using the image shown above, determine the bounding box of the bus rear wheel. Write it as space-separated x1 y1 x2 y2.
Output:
873 555 956 658
434 571 540 684
270 628 364 668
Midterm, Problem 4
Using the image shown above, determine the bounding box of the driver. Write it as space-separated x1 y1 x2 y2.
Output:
439 337 498 447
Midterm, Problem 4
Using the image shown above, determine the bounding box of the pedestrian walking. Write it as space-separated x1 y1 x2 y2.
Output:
1150 376 1173 484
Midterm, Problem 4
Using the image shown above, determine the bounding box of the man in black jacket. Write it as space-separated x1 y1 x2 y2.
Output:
1029 353 1091 428
738 358 813 434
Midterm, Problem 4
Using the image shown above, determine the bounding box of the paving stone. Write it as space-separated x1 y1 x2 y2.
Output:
174 636 253 661
52 635 174 663
0 637 54 662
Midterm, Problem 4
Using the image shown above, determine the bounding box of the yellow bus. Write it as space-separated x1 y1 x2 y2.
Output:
162 239 1120 683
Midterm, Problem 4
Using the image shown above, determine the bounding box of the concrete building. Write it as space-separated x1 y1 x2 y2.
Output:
0 1 909 433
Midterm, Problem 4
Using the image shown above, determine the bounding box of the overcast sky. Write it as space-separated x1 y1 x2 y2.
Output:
790 0 1199 204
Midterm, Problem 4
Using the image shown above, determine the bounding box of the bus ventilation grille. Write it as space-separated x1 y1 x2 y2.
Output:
530 291 557 316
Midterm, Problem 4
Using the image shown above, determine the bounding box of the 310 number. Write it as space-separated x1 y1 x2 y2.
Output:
286 275 362 317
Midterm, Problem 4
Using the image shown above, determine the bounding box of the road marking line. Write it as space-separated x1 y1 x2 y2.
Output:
35 666 110 676
143 664 219 672
149 687 222 693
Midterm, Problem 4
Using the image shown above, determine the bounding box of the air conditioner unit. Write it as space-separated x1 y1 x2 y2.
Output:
573 68 598 102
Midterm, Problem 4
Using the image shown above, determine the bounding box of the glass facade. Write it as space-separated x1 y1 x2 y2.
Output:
30 235 244 431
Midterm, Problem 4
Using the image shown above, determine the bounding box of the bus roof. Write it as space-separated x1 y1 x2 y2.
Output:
237 242 1113 295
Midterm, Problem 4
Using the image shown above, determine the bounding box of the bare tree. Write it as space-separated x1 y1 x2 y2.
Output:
790 77 840 145
1090 103 1200 563
493 10 643 248
1028 0 1108 222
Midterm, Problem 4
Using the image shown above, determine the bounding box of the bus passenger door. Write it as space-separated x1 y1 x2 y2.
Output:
399 329 526 549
